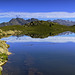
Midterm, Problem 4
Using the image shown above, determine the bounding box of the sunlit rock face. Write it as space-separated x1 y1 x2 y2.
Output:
0 29 22 39
0 40 11 55
0 40 11 74
0 29 12 74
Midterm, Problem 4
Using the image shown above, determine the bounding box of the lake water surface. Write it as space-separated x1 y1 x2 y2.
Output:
1 32 75 75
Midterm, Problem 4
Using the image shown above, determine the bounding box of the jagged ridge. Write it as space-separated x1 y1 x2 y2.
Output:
0 18 75 27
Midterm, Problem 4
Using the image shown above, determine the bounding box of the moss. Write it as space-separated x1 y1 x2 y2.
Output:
0 53 8 62
0 53 7 74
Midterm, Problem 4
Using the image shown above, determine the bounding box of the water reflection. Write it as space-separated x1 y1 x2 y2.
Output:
1 31 75 75
1 31 75 43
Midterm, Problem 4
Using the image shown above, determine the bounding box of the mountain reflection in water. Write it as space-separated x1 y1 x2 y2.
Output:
1 31 75 43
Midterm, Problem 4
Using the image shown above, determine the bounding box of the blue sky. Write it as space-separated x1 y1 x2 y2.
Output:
0 0 75 12
0 0 75 22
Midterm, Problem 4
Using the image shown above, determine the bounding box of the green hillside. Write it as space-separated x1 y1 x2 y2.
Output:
0 21 75 38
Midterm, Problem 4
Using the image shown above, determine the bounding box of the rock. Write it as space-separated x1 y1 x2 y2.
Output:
0 29 22 39
0 66 3 71
0 40 11 69
0 40 11 55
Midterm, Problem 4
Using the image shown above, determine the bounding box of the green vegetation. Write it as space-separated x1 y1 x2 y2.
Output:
0 21 75 38
0 53 8 62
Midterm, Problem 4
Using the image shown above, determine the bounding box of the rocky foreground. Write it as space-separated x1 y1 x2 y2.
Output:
0 29 22 73
0 40 11 70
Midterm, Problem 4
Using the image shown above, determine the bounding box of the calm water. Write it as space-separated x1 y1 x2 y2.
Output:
1 32 75 75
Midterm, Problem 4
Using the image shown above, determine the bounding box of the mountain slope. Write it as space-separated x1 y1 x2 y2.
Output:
49 19 75 26
0 18 75 27
0 18 38 27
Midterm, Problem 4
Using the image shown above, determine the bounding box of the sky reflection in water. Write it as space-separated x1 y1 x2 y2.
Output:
1 32 75 43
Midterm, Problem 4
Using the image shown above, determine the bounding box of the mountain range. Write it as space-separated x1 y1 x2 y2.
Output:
0 18 75 27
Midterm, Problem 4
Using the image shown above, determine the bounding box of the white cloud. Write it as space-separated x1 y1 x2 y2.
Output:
0 12 75 18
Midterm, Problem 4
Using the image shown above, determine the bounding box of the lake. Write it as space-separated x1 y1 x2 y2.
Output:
1 31 75 75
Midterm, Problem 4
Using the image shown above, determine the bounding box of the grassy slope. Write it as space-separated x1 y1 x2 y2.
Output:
0 21 75 38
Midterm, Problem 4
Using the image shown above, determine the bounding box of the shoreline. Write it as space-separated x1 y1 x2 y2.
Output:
0 29 21 71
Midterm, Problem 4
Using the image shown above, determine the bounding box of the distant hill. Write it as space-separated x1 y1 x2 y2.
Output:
0 18 75 27
48 19 75 26
26 18 39 22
